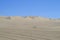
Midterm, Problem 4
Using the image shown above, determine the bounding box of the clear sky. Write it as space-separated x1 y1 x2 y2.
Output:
0 0 60 18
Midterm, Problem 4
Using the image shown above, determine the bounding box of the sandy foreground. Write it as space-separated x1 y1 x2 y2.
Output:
0 16 60 40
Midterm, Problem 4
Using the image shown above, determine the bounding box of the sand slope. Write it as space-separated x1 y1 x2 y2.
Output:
0 16 60 40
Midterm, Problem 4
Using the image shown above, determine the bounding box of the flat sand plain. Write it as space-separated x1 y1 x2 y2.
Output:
0 16 60 40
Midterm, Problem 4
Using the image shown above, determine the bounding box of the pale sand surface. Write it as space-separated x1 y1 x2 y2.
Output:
0 16 60 40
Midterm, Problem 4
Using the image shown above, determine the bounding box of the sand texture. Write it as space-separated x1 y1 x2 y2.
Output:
0 16 60 40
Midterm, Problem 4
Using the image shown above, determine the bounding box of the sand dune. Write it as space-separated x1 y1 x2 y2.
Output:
0 16 60 40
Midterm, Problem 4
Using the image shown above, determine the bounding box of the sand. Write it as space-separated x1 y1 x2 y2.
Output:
0 16 60 40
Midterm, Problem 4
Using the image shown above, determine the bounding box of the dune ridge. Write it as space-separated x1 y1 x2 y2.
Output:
0 16 60 21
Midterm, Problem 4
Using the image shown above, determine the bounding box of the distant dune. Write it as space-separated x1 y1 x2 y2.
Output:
0 16 60 28
0 16 60 21
0 16 60 40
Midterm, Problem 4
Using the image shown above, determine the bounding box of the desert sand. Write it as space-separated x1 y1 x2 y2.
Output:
0 16 60 40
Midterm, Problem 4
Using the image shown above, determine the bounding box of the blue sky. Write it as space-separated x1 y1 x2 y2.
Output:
0 0 60 18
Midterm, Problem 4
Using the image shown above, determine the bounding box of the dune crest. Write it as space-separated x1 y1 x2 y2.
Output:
0 16 57 20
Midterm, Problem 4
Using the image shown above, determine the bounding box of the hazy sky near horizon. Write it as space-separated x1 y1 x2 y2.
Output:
0 0 60 18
